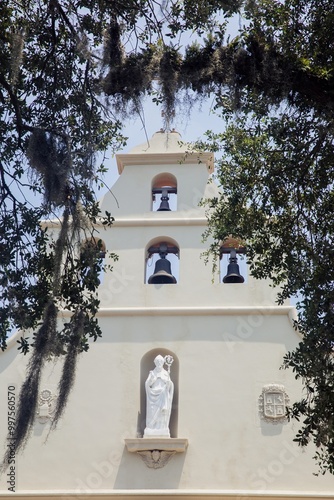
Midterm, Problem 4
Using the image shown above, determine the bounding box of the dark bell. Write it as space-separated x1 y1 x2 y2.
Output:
148 256 177 284
223 249 245 284
157 188 171 211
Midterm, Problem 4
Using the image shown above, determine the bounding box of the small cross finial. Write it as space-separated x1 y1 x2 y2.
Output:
161 109 175 132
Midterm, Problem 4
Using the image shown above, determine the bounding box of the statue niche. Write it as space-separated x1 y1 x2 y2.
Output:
144 354 174 437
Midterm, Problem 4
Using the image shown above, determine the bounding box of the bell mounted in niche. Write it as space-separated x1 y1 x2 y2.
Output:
157 188 171 211
152 187 177 212
147 243 178 284
221 248 245 284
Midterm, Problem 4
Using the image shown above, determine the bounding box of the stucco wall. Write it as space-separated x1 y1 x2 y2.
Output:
0 311 332 494
1 132 333 497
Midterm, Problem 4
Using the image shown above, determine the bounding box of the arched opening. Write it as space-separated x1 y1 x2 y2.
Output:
82 237 106 258
138 348 179 438
219 237 247 284
80 236 107 284
145 237 179 284
152 173 177 211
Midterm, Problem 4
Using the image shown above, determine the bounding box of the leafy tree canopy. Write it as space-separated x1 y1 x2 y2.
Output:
1 0 334 475
195 0 334 475
0 0 239 465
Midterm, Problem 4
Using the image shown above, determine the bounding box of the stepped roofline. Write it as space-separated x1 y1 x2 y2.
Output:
116 130 214 174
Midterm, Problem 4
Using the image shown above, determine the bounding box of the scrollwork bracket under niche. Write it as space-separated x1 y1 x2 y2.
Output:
125 438 188 469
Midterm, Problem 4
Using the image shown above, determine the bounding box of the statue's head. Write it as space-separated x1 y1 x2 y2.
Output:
154 354 165 368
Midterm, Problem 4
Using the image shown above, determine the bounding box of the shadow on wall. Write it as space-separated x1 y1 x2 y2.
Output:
114 445 186 489
112 347 183 489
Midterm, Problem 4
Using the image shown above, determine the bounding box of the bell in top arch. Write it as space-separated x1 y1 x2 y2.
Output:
157 188 171 211
223 249 245 284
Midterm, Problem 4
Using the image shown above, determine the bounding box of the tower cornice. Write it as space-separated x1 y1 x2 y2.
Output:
116 152 214 174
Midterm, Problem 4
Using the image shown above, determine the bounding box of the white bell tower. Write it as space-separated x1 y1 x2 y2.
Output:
99 129 278 310
0 130 333 498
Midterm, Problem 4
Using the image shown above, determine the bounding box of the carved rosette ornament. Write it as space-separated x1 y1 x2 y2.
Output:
259 384 289 424
36 389 56 423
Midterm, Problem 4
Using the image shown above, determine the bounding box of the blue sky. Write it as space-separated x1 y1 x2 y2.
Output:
103 11 245 191
103 92 226 193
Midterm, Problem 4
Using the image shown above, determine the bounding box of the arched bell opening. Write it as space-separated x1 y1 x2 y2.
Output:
81 236 106 257
138 348 179 438
152 173 177 211
80 236 107 285
219 237 247 284
145 237 179 284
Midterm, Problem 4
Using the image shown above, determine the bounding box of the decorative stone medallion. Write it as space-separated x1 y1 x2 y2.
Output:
36 389 56 423
259 384 289 424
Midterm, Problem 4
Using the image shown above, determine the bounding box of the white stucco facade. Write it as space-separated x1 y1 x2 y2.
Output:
0 130 333 499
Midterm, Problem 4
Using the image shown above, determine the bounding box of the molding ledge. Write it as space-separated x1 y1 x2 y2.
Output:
2 491 334 499
116 152 214 174
57 306 298 321
125 438 188 453
112 217 207 227
40 217 208 229
95 305 296 317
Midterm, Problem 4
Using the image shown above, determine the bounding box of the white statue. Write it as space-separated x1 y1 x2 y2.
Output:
144 354 174 437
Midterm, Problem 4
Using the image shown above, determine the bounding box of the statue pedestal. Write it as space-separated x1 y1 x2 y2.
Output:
143 427 170 438
125 438 188 469
125 437 188 452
